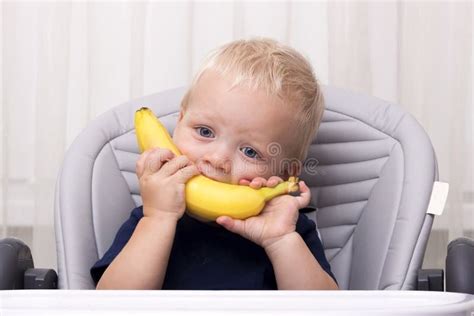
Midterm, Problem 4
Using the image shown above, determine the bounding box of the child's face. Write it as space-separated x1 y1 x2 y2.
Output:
172 70 298 185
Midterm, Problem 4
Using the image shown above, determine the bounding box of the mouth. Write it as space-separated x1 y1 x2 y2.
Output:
202 173 221 182
198 166 224 182
198 167 237 184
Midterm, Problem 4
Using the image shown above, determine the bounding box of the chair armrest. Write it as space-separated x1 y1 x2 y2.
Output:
25 268 58 289
417 269 444 291
0 237 58 289
0 237 34 289
446 237 474 294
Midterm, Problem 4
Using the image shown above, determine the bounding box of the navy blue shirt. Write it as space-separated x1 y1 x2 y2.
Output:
90 206 337 289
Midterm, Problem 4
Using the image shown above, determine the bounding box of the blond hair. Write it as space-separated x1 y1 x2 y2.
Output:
181 37 324 164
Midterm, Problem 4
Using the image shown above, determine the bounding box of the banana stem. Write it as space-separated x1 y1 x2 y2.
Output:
260 179 300 202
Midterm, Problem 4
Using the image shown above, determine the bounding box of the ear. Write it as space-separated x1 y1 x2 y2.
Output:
173 109 185 139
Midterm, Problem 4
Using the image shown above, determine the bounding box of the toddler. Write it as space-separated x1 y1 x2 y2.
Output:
91 38 338 290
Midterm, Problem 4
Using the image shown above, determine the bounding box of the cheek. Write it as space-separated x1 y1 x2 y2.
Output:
173 128 200 160
172 128 184 151
179 142 198 160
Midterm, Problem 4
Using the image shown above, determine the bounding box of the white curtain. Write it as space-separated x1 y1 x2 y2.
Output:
1 1 472 272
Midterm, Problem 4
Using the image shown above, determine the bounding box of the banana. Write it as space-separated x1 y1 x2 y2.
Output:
134 107 299 221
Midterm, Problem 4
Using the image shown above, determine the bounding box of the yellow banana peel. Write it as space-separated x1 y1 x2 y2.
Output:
134 107 299 221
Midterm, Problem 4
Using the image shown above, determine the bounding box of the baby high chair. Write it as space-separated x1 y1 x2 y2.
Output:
0 85 472 293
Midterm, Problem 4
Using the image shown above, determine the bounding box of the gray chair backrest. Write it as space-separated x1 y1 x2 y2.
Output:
54 86 438 289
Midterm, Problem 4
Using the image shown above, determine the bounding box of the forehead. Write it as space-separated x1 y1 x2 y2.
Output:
187 71 296 155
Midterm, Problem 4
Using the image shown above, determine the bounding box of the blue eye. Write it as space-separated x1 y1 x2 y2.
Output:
197 127 214 138
241 147 260 159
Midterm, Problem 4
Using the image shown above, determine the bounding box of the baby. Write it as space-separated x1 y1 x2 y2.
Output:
91 38 338 290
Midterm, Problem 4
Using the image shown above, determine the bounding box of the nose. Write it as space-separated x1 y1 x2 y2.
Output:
199 146 232 177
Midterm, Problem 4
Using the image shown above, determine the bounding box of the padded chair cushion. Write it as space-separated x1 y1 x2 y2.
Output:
55 85 437 289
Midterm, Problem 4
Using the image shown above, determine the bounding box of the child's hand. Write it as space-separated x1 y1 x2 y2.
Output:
217 177 311 249
136 148 200 222
238 176 284 189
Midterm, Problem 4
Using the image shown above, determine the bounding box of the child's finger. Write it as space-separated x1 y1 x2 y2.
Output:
267 176 284 187
295 180 311 209
136 149 154 179
216 216 245 236
174 164 201 184
137 148 168 178
158 155 191 177
249 177 266 189
143 149 175 177
239 179 251 186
